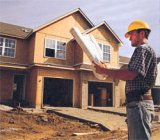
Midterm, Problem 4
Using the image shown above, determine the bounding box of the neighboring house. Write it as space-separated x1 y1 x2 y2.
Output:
119 56 130 67
0 8 123 109
152 57 160 105
155 57 160 86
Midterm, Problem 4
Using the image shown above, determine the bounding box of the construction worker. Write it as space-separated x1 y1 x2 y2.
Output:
93 20 157 140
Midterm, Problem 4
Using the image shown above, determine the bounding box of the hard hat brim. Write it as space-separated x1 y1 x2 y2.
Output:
125 20 151 39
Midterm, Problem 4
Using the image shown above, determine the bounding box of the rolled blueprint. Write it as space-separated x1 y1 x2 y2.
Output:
70 27 107 80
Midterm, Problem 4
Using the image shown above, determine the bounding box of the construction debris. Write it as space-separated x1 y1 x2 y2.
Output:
72 131 99 136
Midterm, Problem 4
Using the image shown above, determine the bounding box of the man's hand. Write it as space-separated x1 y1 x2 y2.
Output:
92 61 107 75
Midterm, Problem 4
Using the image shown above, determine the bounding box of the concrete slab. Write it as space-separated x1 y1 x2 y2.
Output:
88 107 126 116
44 107 127 131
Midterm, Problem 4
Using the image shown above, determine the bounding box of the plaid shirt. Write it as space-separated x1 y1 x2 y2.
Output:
125 44 157 94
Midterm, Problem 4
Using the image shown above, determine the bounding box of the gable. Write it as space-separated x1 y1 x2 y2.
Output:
33 9 93 33
35 11 93 40
85 22 123 46
86 25 119 49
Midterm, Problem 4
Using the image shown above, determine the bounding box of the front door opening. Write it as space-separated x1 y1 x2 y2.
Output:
43 78 73 107
88 81 113 107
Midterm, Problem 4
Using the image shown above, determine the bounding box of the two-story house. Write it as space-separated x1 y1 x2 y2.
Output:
0 8 123 109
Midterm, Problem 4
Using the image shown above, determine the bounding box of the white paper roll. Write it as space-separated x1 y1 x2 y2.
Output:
70 27 108 80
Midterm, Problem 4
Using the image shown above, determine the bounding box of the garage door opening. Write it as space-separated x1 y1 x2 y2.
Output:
88 81 113 107
43 78 73 107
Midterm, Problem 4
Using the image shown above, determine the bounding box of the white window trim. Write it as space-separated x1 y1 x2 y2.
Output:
98 42 111 62
44 38 66 60
0 37 16 58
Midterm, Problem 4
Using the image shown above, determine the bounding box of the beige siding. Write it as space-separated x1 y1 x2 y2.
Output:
0 70 13 102
27 35 36 64
88 26 119 68
0 37 29 64
25 68 38 107
33 12 92 65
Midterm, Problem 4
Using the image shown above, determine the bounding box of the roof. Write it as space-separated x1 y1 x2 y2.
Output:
119 56 130 64
33 8 94 32
84 21 123 46
0 22 33 39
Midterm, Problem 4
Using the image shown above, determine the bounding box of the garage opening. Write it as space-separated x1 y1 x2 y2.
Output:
43 78 73 107
88 81 113 107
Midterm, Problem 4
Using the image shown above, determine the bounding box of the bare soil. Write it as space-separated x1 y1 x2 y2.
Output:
0 109 128 140
1 107 160 140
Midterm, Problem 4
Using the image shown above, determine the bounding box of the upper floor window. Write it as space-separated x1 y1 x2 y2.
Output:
0 37 16 58
98 43 110 62
45 38 66 60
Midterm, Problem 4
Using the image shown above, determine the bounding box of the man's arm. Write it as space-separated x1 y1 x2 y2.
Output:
103 69 138 81
93 62 138 81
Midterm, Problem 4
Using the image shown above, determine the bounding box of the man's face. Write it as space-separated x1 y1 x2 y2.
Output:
128 30 141 47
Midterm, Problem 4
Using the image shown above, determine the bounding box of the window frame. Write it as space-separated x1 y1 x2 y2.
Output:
98 43 111 62
0 37 16 58
44 38 66 60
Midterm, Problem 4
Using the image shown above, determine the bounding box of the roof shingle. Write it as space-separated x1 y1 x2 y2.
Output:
0 22 33 39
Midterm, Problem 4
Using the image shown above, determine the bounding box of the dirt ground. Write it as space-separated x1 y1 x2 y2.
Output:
0 108 128 140
0 108 160 140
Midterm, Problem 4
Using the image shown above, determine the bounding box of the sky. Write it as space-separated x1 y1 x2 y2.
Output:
0 0 160 57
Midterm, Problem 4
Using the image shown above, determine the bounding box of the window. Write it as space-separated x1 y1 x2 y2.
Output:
98 43 110 62
45 39 55 57
0 37 16 58
45 38 66 59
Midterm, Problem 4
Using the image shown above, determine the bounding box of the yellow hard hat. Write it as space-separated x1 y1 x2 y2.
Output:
125 20 151 38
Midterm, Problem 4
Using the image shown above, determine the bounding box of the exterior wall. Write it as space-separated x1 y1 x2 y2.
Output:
0 36 29 65
79 71 89 109
27 34 36 64
78 70 116 108
74 26 120 67
81 26 121 107
26 65 120 109
25 68 38 107
33 12 92 65
0 70 13 102
89 26 119 68
26 66 81 108
0 69 27 104
74 42 83 64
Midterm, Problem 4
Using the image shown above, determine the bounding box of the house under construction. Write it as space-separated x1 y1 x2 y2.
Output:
0 8 125 109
